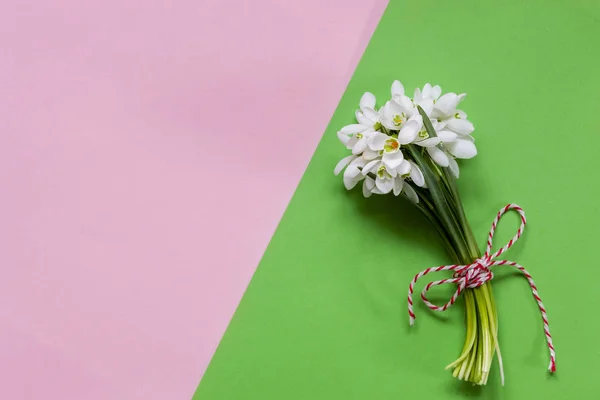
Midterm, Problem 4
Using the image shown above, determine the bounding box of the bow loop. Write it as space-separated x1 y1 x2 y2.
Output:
484 203 527 260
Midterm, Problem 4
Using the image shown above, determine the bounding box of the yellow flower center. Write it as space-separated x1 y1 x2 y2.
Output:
377 165 387 178
384 137 400 153
392 115 403 126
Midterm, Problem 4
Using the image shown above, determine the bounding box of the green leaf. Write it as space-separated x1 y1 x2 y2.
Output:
406 144 470 263
417 105 438 138
416 105 480 260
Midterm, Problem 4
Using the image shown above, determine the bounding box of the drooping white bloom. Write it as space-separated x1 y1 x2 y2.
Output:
367 132 404 170
444 133 477 160
424 146 461 178
361 158 396 194
380 96 414 131
355 92 381 129
407 160 426 187
414 83 442 104
379 99 409 131
429 92 477 160
336 125 379 158
412 83 436 117
334 155 367 190
402 182 419 203
336 91 382 155
360 155 424 200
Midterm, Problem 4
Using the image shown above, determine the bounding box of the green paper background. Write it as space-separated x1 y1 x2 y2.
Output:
195 0 600 398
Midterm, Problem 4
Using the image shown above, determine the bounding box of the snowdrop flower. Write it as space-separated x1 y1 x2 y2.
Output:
361 168 420 203
444 132 477 160
425 146 461 178
406 160 426 187
428 91 478 160
360 155 425 197
413 127 443 148
360 157 396 194
411 83 436 116
336 91 382 154
336 125 379 158
355 92 381 129
380 81 420 132
333 155 367 190
415 83 442 104
402 181 420 203
366 132 405 170
380 99 411 131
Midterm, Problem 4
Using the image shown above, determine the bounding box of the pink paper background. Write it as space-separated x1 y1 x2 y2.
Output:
0 0 386 399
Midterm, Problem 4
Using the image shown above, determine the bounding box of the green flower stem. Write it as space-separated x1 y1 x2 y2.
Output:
406 106 502 386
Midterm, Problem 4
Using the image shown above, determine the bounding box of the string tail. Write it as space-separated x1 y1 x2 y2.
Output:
407 265 456 326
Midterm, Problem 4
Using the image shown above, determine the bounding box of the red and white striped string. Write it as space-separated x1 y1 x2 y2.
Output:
407 204 556 373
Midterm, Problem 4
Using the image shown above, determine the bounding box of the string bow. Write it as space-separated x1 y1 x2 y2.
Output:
407 204 556 372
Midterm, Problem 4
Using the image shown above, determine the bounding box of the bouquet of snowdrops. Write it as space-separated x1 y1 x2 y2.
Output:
334 81 555 385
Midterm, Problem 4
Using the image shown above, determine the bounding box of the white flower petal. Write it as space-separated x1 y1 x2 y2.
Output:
362 107 379 124
417 98 434 116
403 183 419 204
352 136 368 155
446 118 474 135
380 101 404 130
393 95 415 115
435 119 448 130
362 159 380 175
398 115 423 144
433 93 459 117
396 159 411 176
409 161 425 187
344 157 366 179
448 156 460 178
383 150 404 170
431 85 442 101
391 80 404 97
437 130 458 142
360 92 376 110
393 177 404 196
346 136 359 149
414 137 442 147
423 83 432 98
362 148 379 161
334 155 356 176
344 175 363 190
414 87 422 103
362 177 375 197
445 138 477 159
340 124 368 134
367 132 388 150
355 110 371 126
376 176 394 194
337 130 351 146
427 146 450 167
